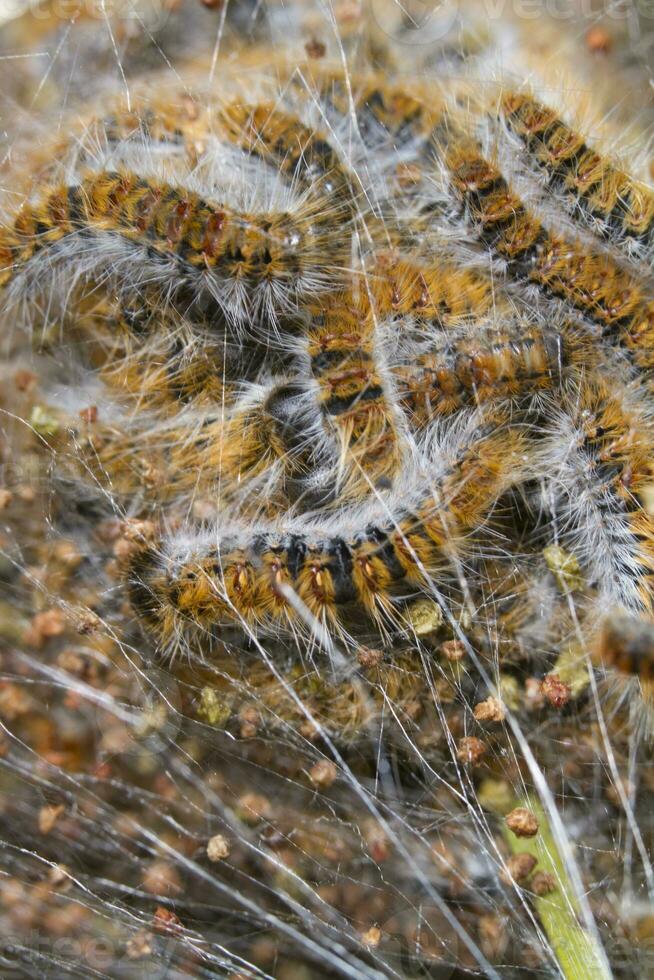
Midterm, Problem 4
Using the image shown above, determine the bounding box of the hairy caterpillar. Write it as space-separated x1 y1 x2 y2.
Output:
211 379 326 509
98 337 230 410
364 251 496 321
597 612 654 684
304 293 402 493
85 309 571 507
499 91 654 261
541 375 654 613
70 297 238 410
100 99 211 158
7 17 654 979
444 136 654 371
0 169 349 328
127 410 527 648
219 100 357 204
299 69 442 149
190 648 456 747
390 319 573 421
595 610 654 740
67 396 302 509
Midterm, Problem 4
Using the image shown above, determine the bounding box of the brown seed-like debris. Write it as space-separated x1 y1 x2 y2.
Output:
126 931 153 960
457 736 488 766
530 870 557 896
38 804 65 835
505 807 539 839
237 792 273 825
305 37 327 59
153 907 183 932
541 674 571 709
357 645 384 668
361 925 382 948
585 26 612 54
79 405 98 423
309 759 337 788
478 914 509 959
501 852 538 885
207 834 231 862
474 697 506 723
440 640 466 662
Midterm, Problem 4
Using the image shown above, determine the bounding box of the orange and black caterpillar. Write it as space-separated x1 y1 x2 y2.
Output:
127 411 527 646
96 334 230 410
543 375 654 614
392 320 572 421
444 136 654 371
192 648 455 747
71 296 239 410
364 252 496 321
500 92 654 258
214 252 496 500
101 100 208 152
219 100 356 203
68 383 310 509
595 611 654 729
66 285 572 509
596 611 654 684
305 294 401 492
352 78 439 146
212 380 323 509
301 70 441 148
0 169 349 325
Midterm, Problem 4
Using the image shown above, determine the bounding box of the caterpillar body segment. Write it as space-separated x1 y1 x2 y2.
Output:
443 133 547 265
470 553 587 665
0 170 350 326
305 294 402 493
127 411 529 646
444 136 654 371
542 376 654 614
97 337 229 410
210 379 336 510
67 400 296 509
70 297 241 411
302 70 443 150
100 99 211 158
219 101 357 205
597 612 654 684
595 610 654 736
364 252 496 322
87 380 339 512
161 378 360 513
56 364 307 507
390 320 573 422
353 80 441 148
194 649 454 748
499 91 654 259
51 99 210 178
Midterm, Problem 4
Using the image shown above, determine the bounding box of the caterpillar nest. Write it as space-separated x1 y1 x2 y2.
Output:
3 2 654 978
